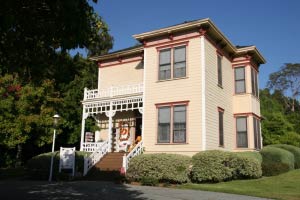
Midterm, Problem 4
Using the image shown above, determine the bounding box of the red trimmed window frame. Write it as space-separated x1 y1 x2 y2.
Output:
218 107 224 147
156 101 189 144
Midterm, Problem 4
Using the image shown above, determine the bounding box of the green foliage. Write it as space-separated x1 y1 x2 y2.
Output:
191 150 232 183
260 89 300 147
126 154 191 184
140 176 159 186
269 144 300 169
26 151 90 180
190 151 262 183
260 146 294 176
235 151 263 163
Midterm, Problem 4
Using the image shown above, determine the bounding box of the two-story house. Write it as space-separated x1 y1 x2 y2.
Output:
81 18 266 174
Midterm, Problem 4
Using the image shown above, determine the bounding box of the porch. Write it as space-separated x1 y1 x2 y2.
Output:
80 83 144 175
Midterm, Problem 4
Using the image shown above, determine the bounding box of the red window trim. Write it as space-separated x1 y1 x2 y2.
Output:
155 100 190 108
156 41 189 51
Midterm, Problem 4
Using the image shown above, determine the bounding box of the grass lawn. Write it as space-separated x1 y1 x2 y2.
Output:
178 169 300 200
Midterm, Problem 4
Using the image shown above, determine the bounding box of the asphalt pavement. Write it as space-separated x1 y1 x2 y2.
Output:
0 180 272 200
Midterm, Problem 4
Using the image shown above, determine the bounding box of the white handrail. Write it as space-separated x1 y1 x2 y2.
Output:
84 83 143 100
122 141 143 173
83 140 109 176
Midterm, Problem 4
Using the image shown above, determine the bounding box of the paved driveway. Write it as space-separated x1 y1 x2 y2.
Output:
0 180 271 200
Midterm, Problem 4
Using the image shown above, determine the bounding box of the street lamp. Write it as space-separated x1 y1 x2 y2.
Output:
48 114 60 182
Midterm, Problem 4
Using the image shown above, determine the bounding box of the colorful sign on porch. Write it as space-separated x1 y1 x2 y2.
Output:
59 147 75 176
119 122 130 141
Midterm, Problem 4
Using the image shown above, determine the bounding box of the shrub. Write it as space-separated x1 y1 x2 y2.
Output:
260 146 294 176
126 154 191 184
269 144 300 169
228 156 262 179
26 151 90 180
140 176 159 186
190 150 262 183
235 151 263 163
190 150 233 183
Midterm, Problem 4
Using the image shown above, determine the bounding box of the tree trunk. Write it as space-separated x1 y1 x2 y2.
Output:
15 144 22 167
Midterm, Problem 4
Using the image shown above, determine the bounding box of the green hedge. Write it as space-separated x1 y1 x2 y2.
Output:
269 144 300 169
235 151 263 163
190 150 262 183
260 146 294 176
126 154 191 184
26 151 90 180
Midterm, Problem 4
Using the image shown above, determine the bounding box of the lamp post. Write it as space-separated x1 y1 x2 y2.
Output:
48 114 60 182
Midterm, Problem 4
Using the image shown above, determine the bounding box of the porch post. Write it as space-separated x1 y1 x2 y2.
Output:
106 101 116 152
80 107 88 151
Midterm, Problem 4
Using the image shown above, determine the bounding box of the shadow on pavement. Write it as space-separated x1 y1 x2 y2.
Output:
0 180 147 200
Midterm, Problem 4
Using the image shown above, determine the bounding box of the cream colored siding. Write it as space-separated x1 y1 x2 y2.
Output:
204 38 235 151
143 37 203 154
98 60 143 89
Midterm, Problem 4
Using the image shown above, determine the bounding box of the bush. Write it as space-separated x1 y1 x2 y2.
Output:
140 176 159 186
126 154 191 184
269 144 300 169
235 151 263 163
260 146 294 176
190 150 262 183
190 150 233 183
228 156 262 179
26 151 90 180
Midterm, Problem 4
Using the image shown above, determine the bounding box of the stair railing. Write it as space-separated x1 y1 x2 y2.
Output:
83 140 109 176
122 140 143 173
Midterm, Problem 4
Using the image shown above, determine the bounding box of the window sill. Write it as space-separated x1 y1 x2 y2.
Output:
157 76 189 83
156 142 189 145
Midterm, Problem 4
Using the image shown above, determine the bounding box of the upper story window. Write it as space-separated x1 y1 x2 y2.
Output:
159 46 186 80
251 68 259 97
217 55 222 87
235 67 246 94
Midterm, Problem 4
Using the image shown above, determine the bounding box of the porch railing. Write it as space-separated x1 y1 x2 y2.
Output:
81 142 106 152
84 83 143 100
83 140 109 176
122 140 143 173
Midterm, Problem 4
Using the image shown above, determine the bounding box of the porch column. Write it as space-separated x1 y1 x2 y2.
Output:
105 101 116 152
80 107 88 151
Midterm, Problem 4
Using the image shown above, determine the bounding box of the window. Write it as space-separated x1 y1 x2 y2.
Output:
251 68 259 97
236 117 248 148
159 49 171 80
159 46 186 80
158 107 171 143
217 55 222 86
157 104 187 143
235 67 246 94
253 117 262 149
218 109 224 146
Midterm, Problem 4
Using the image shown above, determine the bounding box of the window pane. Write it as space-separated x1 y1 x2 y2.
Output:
251 68 255 95
174 46 186 62
255 71 259 97
173 105 186 143
159 49 171 65
174 62 186 78
235 80 246 93
237 132 248 147
235 67 245 80
253 117 258 149
237 117 247 131
158 107 170 143
257 120 261 149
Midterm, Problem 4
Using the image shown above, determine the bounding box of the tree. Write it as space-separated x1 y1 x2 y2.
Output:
267 63 300 112
0 0 113 82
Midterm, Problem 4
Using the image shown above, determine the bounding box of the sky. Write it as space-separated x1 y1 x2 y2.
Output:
77 0 300 89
